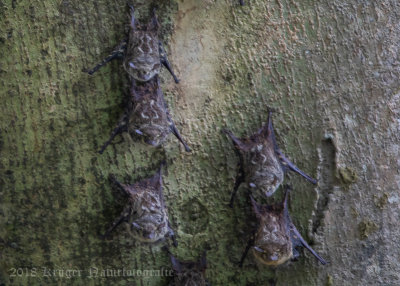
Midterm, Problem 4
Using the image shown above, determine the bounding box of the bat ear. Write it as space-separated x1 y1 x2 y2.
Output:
109 174 137 196
250 195 262 218
149 162 165 189
198 251 207 271
147 163 166 209
282 185 291 209
128 4 136 29
223 129 247 150
130 81 142 101
170 254 182 273
147 7 160 31
267 111 274 136
260 111 277 142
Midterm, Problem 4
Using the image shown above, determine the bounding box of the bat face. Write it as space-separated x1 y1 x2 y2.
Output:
170 253 208 286
124 29 161 82
128 77 170 147
104 166 176 245
252 206 293 266
247 188 327 267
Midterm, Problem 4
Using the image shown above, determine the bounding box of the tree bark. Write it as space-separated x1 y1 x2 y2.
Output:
1 0 399 285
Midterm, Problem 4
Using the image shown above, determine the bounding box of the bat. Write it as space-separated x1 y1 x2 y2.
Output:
85 5 179 83
98 75 190 153
240 186 327 266
223 111 317 207
103 163 177 246
169 251 209 286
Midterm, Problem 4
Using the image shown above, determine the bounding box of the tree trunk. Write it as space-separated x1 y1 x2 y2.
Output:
1 0 399 285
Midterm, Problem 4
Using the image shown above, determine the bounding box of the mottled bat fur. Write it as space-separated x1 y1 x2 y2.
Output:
86 5 179 83
85 5 189 153
169 252 209 286
224 112 317 207
103 164 177 246
98 75 190 153
240 186 327 266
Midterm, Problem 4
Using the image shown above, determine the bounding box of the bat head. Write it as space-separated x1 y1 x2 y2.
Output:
225 112 285 198
250 195 293 266
111 165 172 243
124 7 161 82
170 252 208 286
124 29 161 82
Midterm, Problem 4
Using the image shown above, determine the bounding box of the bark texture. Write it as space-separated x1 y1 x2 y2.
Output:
1 0 399 285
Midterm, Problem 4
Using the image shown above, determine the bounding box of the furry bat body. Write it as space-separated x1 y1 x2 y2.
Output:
224 112 316 206
86 5 179 83
98 76 190 153
240 186 327 266
103 164 177 246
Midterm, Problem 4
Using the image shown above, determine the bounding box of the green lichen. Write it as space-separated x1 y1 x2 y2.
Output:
337 167 358 185
326 274 334 286
359 220 378 240
374 192 389 210
351 207 360 218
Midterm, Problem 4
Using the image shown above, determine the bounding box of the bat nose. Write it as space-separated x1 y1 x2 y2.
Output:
142 73 151 81
146 139 157 146
145 232 155 239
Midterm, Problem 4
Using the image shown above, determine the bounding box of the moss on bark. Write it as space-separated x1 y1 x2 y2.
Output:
1 0 400 285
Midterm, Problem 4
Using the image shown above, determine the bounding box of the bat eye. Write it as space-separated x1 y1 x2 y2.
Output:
270 254 279 261
146 139 157 146
146 232 155 239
